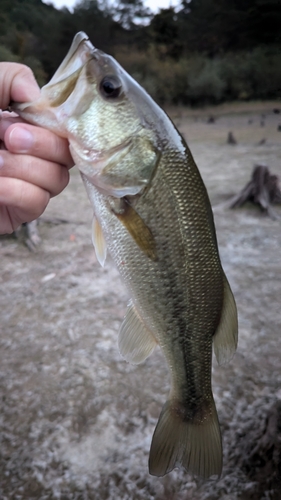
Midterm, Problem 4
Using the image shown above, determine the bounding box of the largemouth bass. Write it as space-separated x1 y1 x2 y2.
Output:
13 32 238 478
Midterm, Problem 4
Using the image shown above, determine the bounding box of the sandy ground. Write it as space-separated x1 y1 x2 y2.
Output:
1 102 281 499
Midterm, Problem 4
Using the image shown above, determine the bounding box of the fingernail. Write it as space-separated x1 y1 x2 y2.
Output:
0 155 3 168
9 127 34 153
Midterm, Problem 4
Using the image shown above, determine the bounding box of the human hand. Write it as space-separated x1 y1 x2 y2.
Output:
0 63 73 234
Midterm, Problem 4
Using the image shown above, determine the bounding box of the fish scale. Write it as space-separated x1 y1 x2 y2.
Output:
13 31 238 479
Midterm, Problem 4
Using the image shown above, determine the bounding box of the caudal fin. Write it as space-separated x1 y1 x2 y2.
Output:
149 398 222 478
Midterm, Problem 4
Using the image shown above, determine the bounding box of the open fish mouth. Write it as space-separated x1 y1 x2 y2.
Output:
47 32 94 87
13 32 95 114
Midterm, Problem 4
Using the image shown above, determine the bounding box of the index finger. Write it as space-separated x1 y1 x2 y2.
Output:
0 111 24 141
5 123 74 169
0 63 40 110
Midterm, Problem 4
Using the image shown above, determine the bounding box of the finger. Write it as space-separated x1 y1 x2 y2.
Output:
0 177 50 234
0 113 23 141
0 205 15 234
0 150 70 197
4 123 74 168
0 63 40 110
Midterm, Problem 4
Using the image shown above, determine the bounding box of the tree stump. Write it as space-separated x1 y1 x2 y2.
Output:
14 220 41 252
237 400 281 498
227 131 237 144
14 217 70 251
229 165 281 219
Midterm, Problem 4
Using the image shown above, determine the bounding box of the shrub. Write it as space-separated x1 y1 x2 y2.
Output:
115 45 281 105
0 45 18 62
185 57 226 104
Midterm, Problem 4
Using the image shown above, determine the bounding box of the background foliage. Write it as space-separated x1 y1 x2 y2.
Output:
1 0 281 104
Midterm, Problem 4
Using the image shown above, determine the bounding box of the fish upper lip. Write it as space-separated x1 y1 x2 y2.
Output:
46 32 95 87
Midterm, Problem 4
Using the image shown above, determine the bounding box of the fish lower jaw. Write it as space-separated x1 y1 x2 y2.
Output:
70 143 145 198
81 171 144 198
69 139 127 168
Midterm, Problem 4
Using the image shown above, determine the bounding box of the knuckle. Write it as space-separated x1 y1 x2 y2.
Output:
50 165 69 197
18 64 34 80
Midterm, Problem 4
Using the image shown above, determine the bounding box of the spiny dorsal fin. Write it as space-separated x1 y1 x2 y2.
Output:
213 273 238 365
118 300 157 364
92 215 107 267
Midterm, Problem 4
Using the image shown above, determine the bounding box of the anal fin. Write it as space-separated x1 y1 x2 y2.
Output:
118 300 157 364
213 273 238 365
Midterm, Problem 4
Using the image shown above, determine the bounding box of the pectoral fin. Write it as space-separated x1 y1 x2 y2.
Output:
213 274 238 365
114 201 157 261
92 216 107 267
118 300 157 364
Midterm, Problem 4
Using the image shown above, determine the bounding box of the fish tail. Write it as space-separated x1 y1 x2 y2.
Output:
149 397 222 478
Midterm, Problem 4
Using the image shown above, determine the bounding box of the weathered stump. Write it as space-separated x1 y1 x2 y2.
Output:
14 217 70 251
227 131 237 145
236 401 281 499
14 220 41 252
229 165 281 219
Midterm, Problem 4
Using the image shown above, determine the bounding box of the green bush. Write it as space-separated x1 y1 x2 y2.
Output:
0 44 18 62
1 39 280 105
115 47 189 104
221 48 281 100
185 57 226 104
21 55 46 87
115 45 281 105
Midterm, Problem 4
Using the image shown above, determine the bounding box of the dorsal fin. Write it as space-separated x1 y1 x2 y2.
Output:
118 300 157 364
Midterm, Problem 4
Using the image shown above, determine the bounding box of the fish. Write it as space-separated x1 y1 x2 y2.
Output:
13 32 238 478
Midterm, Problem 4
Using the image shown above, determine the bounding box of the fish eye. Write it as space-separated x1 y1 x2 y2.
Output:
100 75 122 99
